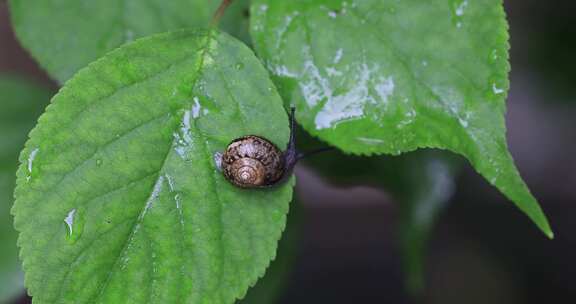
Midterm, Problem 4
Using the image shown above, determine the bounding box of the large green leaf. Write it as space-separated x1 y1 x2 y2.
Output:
9 0 250 83
0 75 52 303
250 0 552 237
13 29 294 304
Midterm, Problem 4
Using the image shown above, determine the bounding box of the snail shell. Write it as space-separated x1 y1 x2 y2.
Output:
221 135 286 188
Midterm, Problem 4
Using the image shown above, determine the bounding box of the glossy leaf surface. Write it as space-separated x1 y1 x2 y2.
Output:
13 30 293 304
250 0 552 237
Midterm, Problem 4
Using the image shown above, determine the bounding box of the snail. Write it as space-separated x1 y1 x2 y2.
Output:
215 107 299 188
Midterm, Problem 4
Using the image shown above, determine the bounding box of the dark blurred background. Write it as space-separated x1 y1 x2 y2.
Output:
1 0 575 303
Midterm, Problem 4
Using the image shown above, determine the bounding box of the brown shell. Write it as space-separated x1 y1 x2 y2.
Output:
221 135 285 188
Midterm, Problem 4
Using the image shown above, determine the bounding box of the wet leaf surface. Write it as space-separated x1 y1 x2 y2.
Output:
250 0 552 237
13 30 293 304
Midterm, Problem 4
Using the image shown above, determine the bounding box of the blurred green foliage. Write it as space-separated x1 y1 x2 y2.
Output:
0 74 52 303
297 127 461 294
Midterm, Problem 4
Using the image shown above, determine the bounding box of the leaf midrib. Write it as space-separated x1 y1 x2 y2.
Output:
89 31 216 303
27 44 209 243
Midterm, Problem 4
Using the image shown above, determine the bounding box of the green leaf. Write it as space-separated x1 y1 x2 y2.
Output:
238 199 301 304
250 0 552 237
13 29 293 304
9 0 250 83
0 75 52 303
392 152 460 295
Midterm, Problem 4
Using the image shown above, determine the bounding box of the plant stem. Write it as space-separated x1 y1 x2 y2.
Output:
211 0 235 26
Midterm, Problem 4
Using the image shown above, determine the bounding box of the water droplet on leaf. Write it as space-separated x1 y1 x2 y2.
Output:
489 49 500 64
63 208 84 244
214 152 223 171
26 148 39 182
450 0 468 29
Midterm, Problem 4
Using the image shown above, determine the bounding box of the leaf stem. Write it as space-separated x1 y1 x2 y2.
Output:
211 0 235 26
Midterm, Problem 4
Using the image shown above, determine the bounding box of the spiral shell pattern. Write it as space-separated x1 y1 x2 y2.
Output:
221 136 285 188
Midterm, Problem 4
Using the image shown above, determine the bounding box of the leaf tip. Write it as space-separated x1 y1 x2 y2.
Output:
544 227 555 240
533 213 554 240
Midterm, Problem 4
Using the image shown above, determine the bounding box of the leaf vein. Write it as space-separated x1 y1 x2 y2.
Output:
89 31 214 304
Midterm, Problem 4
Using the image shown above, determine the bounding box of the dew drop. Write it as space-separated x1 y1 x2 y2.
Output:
492 83 505 95
455 0 468 16
63 208 84 244
27 148 38 173
64 209 76 235
235 62 244 70
214 152 223 171
450 0 468 29
26 148 39 182
192 97 202 118
489 49 500 64
96 159 103 166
